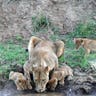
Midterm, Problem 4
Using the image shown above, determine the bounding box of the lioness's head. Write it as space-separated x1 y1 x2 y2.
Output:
32 66 50 92
74 38 84 49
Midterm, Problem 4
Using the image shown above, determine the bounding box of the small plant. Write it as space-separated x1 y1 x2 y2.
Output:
32 13 61 38
32 14 51 32
15 35 23 41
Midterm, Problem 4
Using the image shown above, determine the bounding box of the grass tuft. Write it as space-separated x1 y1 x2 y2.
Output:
32 14 51 32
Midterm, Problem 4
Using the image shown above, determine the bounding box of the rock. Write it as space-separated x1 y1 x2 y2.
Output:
72 75 96 93
73 67 86 76
0 79 6 90
88 60 96 72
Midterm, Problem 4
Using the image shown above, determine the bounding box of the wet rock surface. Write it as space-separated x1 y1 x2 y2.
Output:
0 64 96 96
0 71 96 96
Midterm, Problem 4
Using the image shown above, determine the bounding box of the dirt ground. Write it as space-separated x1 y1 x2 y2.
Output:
0 0 96 42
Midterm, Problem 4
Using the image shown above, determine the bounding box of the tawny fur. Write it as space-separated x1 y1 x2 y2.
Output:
9 71 32 90
74 38 96 54
48 65 73 90
24 36 64 92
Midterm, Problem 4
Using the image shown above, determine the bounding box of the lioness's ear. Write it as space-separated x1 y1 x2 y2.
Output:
28 36 42 50
54 40 64 57
18 79 22 83
44 66 50 72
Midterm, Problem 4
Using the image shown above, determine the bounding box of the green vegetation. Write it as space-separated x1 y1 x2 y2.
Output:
0 42 28 78
0 14 96 78
59 20 96 69
68 20 96 39
32 14 51 32
32 13 60 37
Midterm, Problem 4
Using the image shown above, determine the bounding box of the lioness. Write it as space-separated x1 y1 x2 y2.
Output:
9 71 32 90
47 65 73 90
24 36 64 92
74 38 96 54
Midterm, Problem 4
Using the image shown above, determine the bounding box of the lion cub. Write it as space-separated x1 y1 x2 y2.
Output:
9 71 32 90
74 38 96 54
47 65 73 90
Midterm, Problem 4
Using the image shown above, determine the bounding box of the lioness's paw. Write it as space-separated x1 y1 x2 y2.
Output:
17 87 22 90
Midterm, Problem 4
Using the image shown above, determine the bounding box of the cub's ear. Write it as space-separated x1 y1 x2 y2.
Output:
9 71 14 80
28 36 42 50
44 66 50 72
54 40 64 57
80 39 84 45
18 79 22 83
18 79 26 83
32 65 38 72
48 78 57 84
32 66 36 71
80 39 83 43
10 71 14 75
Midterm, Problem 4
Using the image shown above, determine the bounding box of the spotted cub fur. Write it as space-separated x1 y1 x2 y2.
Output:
48 65 73 90
9 71 32 90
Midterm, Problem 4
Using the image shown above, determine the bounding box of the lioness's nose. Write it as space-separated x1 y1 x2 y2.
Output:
39 89 42 92
36 89 44 92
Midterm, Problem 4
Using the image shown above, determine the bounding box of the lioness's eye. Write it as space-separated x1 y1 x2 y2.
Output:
42 79 46 82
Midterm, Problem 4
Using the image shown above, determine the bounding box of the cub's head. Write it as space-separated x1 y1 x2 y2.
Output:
32 66 50 92
47 78 57 91
17 78 28 89
74 38 84 49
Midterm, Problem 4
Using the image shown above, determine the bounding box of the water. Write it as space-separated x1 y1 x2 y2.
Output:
16 93 64 96
0 81 96 96
0 90 64 96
